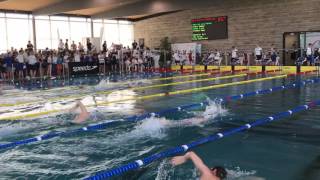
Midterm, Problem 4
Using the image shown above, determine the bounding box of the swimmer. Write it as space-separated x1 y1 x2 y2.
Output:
69 96 98 123
171 151 227 180
69 100 90 123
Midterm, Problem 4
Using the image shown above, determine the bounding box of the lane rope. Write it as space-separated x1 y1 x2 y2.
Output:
0 72 228 107
0 77 318 151
85 99 320 180
0 71 210 98
0 75 286 120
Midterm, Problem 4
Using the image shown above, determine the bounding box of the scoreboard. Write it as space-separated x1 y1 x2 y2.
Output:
192 16 228 41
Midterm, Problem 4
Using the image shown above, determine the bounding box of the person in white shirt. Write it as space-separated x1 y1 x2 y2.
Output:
47 52 52 77
16 50 25 79
74 51 81 62
63 52 70 75
173 51 181 65
306 43 313 66
254 45 263 64
58 39 64 52
214 49 222 65
231 46 239 64
28 51 38 78
98 52 106 74
51 51 58 79
133 48 139 59
138 54 144 72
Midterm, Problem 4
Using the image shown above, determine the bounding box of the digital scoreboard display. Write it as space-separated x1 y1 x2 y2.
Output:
192 16 228 41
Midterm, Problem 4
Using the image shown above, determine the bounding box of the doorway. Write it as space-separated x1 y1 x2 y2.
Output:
283 32 300 65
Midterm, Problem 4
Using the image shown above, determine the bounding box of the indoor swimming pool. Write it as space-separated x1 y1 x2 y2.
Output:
0 72 320 180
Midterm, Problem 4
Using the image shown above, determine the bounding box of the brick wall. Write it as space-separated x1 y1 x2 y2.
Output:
134 0 320 52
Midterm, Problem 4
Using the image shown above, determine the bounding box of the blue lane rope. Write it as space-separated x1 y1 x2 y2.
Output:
85 100 320 180
0 77 319 151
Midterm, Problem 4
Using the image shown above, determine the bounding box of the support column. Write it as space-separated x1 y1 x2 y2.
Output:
32 16 37 51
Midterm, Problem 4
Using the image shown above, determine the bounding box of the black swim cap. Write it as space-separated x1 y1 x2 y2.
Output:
211 166 227 179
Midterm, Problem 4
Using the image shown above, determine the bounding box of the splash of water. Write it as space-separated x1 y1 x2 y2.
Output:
227 167 259 180
202 98 228 120
131 116 167 139
155 159 175 180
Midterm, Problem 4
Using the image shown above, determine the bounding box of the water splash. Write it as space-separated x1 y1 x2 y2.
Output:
227 167 260 180
131 116 167 139
155 159 175 180
202 98 228 120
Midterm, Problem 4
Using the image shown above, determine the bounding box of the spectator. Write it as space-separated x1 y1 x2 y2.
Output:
27 41 33 52
255 44 263 65
270 44 277 66
102 41 107 53
132 40 138 49
78 42 84 53
58 39 64 52
65 39 69 51
27 51 38 79
231 46 239 64
87 38 92 52
15 50 25 80
71 41 77 52
4 52 14 80
306 43 313 66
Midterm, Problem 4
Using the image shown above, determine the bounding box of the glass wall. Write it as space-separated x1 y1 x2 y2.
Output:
0 12 33 52
0 11 134 52
93 19 134 47
35 16 91 50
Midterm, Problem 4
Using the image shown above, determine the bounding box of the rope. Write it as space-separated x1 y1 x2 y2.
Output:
0 77 318 151
97 75 287 106
0 75 286 120
85 99 320 180
0 71 224 107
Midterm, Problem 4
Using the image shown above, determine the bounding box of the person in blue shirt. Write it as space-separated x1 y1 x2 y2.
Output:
4 52 14 80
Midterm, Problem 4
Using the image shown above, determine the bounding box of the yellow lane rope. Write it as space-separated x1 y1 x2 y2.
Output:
97 75 287 106
0 74 286 121
1 72 215 98
0 73 242 107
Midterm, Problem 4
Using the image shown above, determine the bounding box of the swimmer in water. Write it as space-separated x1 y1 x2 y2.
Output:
171 151 227 180
69 100 90 123
69 96 97 123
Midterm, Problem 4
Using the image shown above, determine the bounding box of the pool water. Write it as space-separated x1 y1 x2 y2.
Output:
0 72 320 180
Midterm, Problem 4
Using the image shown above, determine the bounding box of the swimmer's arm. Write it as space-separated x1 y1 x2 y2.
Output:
69 101 88 114
171 151 212 177
77 101 89 114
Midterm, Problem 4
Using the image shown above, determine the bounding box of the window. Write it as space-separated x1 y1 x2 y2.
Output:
0 18 7 52
6 18 33 50
105 23 119 45
50 20 70 48
119 24 134 47
35 19 51 49
0 12 133 51
70 21 91 43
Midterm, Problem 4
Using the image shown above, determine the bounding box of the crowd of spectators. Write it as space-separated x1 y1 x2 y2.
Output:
0 39 160 81
1 40 320 81
173 44 320 66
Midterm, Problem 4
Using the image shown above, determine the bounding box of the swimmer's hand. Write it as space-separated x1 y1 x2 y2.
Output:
171 154 188 166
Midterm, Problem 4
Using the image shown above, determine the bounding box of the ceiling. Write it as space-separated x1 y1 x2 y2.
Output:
0 0 218 20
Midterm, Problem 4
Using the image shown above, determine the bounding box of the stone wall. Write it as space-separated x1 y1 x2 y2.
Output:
134 0 320 52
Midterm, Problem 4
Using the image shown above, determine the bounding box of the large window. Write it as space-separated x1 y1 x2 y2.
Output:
0 13 33 52
93 19 134 47
35 17 52 49
0 12 133 52
35 16 91 50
